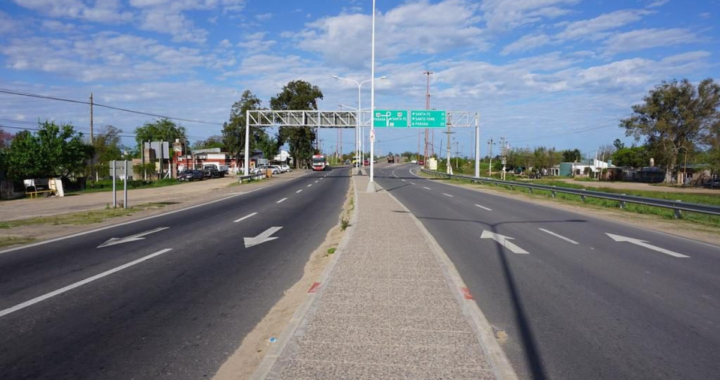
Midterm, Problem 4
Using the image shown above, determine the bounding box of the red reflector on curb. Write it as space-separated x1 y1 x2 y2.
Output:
461 287 473 300
308 282 322 293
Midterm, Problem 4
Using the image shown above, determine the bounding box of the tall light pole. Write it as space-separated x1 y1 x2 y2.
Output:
333 76 387 173
369 0 377 185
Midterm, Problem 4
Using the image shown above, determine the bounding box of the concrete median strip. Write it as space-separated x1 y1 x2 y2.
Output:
250 175 518 380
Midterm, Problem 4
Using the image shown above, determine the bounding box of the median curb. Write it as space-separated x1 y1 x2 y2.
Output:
249 169 359 380
380 185 519 380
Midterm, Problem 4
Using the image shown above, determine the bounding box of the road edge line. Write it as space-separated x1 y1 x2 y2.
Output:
382 184 519 380
249 170 359 380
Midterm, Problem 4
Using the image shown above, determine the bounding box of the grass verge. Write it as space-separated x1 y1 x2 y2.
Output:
0 202 178 229
0 236 36 248
73 178 183 194
421 172 720 228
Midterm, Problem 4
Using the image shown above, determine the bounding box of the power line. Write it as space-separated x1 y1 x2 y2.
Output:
0 122 209 142
0 88 223 126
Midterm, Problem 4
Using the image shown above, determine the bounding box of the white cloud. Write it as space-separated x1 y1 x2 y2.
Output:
41 20 78 33
255 13 272 21
603 28 698 55
0 11 17 34
1 32 212 82
556 9 650 41
646 0 669 8
291 0 488 69
480 0 580 32
12 0 133 23
501 33 551 55
236 32 276 53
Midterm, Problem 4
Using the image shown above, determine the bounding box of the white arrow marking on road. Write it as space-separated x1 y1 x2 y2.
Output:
97 227 169 248
234 212 257 223
475 204 492 211
244 227 283 248
539 228 578 245
481 231 529 254
606 234 689 258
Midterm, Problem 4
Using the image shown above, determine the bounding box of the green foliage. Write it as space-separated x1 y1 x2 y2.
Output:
258 134 280 161
562 149 581 162
93 125 123 163
135 119 187 148
5 121 93 180
222 90 264 165
613 139 625 151
132 163 157 180
271 80 323 169
192 135 224 151
612 146 650 167
621 78 720 183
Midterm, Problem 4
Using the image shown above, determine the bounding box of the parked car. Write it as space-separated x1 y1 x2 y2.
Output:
178 170 203 181
280 164 292 172
363 160 370 166
418 160 425 165
703 180 720 189
269 165 283 174
411 159 418 164
203 165 225 178
203 166 222 178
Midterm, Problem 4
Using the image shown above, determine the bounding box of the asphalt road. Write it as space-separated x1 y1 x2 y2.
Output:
374 164 720 380
0 168 350 380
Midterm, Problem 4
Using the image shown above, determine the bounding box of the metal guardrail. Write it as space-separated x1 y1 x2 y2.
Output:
421 169 720 219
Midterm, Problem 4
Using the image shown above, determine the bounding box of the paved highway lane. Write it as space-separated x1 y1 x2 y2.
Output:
0 168 349 380
375 164 720 380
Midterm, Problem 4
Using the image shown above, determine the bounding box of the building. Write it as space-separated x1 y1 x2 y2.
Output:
176 149 264 174
559 159 615 177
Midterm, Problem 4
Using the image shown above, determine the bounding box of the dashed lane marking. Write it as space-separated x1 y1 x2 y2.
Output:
277 198 287 204
234 212 258 223
475 204 492 211
539 228 579 245
443 193 453 197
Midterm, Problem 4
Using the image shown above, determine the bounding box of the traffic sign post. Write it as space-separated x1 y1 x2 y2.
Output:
410 110 446 128
373 110 408 128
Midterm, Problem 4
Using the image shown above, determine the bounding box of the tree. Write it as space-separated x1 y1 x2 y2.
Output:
93 125 124 163
612 146 650 168
258 134 280 161
135 119 188 150
192 135 224 151
621 78 720 183
222 90 263 166
613 138 625 151
0 128 12 149
5 121 93 180
270 80 324 169
562 149 581 162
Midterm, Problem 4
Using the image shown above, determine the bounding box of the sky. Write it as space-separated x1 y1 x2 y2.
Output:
0 0 718 159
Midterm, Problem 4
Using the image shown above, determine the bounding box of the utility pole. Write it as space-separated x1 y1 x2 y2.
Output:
423 71 433 166
500 137 507 180
488 138 494 177
455 141 460 169
90 93 96 181
443 114 454 174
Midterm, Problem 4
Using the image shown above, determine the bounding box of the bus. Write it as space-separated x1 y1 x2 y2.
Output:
311 154 328 171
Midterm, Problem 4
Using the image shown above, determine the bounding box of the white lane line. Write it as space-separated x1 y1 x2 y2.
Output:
277 198 287 204
539 228 579 245
320 178 324 180
296 189 303 194
410 182 416 185
402 179 406 182
234 212 258 223
0 248 172 318
315 180 319 183
475 204 492 211
443 193 454 198
307 184 312 187
423 186 431 190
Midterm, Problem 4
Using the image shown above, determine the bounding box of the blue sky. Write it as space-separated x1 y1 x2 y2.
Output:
0 0 718 158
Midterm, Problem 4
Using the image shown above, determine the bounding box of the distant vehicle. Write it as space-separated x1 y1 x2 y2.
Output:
280 164 291 172
269 165 283 174
201 168 214 179
373 159 378 164
387 156 395 163
255 165 280 175
418 160 425 165
178 170 203 181
703 180 720 189
312 154 328 171
363 159 370 166
411 159 418 164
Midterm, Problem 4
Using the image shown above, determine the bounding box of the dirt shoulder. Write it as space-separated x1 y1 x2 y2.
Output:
423 175 720 246
0 171 311 248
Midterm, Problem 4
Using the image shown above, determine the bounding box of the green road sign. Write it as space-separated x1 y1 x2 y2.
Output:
410 110 446 128
373 110 408 128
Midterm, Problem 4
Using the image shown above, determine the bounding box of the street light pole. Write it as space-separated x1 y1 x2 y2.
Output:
369 0 377 185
